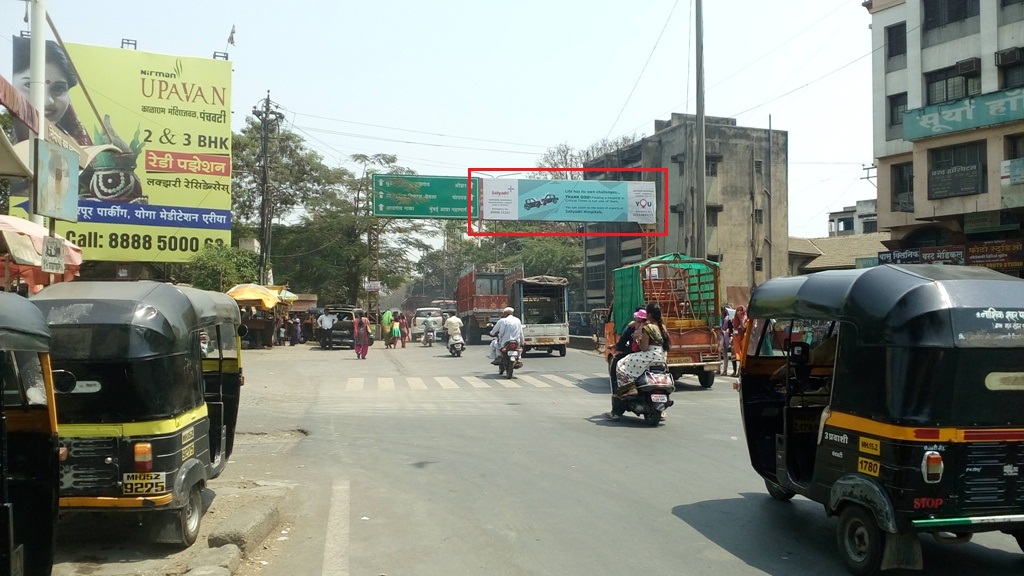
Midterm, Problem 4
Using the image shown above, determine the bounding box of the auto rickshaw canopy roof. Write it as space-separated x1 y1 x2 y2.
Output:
747 264 1024 347
30 281 241 357
0 291 49 352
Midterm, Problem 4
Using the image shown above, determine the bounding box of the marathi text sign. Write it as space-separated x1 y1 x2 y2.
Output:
372 175 479 219
967 238 1024 271
878 249 920 264
928 162 984 200
903 88 1024 141
481 179 656 223
9 41 232 262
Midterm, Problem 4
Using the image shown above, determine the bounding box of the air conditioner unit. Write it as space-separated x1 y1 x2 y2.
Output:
956 57 981 77
996 47 1022 67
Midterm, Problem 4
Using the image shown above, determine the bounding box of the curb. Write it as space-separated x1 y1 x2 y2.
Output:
186 491 284 575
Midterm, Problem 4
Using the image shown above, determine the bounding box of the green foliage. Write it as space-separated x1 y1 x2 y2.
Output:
185 245 259 292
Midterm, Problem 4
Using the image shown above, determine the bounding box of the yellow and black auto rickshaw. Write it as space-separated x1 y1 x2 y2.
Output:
738 264 1024 575
31 281 244 546
0 292 71 576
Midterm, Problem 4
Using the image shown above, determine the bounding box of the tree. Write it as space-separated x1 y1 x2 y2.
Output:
231 117 339 226
184 244 259 292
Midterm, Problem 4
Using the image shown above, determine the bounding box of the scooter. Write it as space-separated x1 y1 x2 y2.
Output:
611 362 675 426
497 340 521 379
423 326 436 347
448 331 465 357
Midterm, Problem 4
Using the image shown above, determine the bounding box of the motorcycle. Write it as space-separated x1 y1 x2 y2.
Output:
497 340 522 379
611 362 675 426
448 331 465 357
423 326 436 347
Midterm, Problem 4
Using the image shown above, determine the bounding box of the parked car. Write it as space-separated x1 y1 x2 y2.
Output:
314 305 361 348
523 197 542 210
541 194 558 205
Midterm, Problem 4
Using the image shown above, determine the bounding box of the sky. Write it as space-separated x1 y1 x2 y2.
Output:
0 0 877 239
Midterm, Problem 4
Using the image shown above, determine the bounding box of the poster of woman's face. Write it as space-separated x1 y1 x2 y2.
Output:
10 36 88 147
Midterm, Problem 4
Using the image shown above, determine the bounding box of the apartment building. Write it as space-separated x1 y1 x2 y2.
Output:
867 0 1024 274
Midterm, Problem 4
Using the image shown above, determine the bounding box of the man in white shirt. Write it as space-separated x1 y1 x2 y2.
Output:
489 307 524 365
317 311 338 349
444 314 464 341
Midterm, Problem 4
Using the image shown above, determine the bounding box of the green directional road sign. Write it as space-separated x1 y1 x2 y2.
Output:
372 175 479 219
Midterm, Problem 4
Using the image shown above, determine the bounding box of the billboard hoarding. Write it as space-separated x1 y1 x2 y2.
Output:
8 39 232 262
480 179 656 224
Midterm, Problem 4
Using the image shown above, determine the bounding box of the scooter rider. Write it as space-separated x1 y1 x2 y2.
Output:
422 315 440 346
489 307 524 366
444 313 464 341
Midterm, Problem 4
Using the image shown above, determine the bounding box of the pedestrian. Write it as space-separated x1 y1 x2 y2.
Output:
317 310 338 350
353 310 372 359
719 304 733 375
289 315 301 346
730 305 747 376
399 313 410 348
390 315 401 349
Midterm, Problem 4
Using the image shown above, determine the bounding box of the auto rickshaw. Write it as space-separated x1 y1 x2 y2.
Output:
0 293 71 576
31 281 244 546
737 264 1024 574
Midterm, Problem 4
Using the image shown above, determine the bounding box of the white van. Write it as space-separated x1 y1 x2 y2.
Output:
411 307 442 341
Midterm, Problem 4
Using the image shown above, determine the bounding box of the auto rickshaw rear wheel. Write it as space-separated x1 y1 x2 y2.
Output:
1013 530 1024 553
764 479 795 501
837 505 885 576
179 484 203 547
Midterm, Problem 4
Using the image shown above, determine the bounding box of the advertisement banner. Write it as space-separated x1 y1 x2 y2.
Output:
9 39 232 262
967 238 1024 271
34 139 79 222
480 179 656 223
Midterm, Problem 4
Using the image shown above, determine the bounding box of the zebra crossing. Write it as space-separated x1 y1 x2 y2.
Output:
337 372 610 392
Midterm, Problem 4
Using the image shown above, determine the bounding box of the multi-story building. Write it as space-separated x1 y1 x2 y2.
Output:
828 199 878 236
581 113 789 309
866 0 1024 275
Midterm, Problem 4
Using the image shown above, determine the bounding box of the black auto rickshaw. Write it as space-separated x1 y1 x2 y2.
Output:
31 281 244 546
737 264 1024 574
0 293 70 576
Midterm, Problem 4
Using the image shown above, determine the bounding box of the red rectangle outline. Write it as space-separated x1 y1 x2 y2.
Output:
466 167 669 237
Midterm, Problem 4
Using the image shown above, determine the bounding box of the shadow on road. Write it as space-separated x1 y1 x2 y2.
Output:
672 492 1023 575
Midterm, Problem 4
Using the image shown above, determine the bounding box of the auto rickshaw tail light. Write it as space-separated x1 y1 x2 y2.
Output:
134 442 153 472
922 451 943 484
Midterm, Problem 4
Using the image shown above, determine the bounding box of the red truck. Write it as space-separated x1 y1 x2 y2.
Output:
456 264 512 344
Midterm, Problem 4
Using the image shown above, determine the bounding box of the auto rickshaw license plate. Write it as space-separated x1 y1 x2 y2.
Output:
123 472 167 494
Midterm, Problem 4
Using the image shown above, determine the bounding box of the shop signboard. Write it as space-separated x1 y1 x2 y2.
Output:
966 238 1024 271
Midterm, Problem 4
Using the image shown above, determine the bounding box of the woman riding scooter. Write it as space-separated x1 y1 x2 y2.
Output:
605 302 671 421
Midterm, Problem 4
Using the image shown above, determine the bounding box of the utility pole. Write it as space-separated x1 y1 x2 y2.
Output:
694 0 707 259
253 91 284 285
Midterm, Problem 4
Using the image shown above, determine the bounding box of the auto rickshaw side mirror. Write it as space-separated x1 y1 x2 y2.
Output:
237 324 248 338
790 341 810 365
52 370 77 394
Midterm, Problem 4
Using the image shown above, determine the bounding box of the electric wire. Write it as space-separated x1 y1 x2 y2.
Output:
294 125 543 156
606 0 680 138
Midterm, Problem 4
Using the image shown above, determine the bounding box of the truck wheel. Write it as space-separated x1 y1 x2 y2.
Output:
558 346 566 357
837 505 885 576
698 371 715 388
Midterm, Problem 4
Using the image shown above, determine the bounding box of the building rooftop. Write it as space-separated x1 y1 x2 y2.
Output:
792 232 890 271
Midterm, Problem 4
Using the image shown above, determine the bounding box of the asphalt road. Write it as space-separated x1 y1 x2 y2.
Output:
210 340 1021 575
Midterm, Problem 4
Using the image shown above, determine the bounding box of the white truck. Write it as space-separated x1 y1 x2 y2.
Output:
411 306 442 341
509 275 570 356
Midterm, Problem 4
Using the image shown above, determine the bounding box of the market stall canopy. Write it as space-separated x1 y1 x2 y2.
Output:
226 283 280 310
0 215 83 288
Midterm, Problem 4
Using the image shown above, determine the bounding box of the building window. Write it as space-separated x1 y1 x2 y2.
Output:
1004 63 1024 89
754 160 763 174
885 22 907 58
1008 134 1024 159
892 163 914 213
928 141 986 199
706 209 718 227
754 209 764 224
755 257 763 272
925 66 981 105
706 160 718 177
888 93 907 126
924 0 980 30
863 221 878 233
